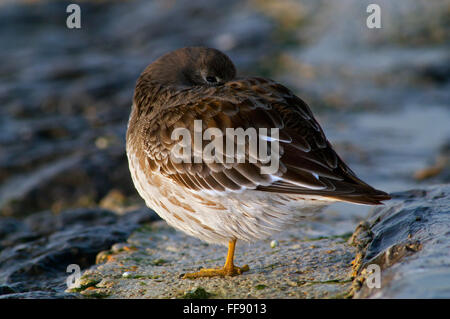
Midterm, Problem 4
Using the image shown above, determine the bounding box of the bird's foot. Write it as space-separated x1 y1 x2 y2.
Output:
182 264 249 279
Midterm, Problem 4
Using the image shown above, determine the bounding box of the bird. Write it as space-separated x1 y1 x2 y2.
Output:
126 47 391 279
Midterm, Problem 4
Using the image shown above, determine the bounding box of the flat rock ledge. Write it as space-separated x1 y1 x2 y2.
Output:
350 184 450 298
71 185 449 299
71 222 354 299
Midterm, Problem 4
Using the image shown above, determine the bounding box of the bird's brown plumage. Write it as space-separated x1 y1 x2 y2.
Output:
126 47 391 276
127 49 390 206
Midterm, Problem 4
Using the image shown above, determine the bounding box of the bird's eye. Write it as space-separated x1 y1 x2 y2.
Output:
205 76 218 84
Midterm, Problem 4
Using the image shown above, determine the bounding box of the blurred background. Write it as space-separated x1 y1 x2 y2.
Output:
0 0 448 297
0 0 449 217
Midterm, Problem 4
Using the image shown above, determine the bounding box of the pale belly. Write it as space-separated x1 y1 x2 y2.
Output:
127 149 332 246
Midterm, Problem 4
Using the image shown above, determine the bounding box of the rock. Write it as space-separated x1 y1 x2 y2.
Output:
351 185 450 298
0 207 159 298
0 146 136 218
270 240 279 248
72 219 355 299
70 185 450 299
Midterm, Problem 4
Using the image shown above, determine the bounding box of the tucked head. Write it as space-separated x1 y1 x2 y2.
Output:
140 47 237 88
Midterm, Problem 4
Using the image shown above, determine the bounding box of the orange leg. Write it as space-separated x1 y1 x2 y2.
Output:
182 239 249 279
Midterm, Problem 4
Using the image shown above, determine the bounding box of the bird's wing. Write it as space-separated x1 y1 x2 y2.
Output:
138 77 390 205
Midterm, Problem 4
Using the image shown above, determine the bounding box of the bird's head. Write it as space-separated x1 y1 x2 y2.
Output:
139 47 237 88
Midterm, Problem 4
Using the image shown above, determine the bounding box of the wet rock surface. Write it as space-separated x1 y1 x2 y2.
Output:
351 185 450 298
71 218 355 299
0 0 449 298
0 207 158 298
64 185 448 299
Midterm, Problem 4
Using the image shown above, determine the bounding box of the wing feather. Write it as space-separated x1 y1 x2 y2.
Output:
135 77 390 204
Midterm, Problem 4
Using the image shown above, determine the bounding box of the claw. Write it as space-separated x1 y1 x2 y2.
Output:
182 239 249 279
183 264 249 279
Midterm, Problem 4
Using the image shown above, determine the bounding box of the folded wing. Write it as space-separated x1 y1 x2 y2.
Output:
138 77 391 205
